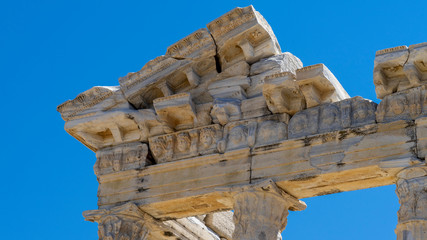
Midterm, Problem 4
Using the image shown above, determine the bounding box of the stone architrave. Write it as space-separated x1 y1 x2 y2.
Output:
229 179 306 240
395 165 427 240
296 64 349 108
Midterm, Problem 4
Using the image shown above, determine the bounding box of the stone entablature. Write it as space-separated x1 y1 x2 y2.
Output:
58 5 427 240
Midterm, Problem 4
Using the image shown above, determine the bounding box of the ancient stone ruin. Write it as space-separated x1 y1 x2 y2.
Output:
57 5 427 240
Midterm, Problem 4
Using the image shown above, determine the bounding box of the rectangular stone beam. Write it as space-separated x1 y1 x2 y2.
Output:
96 118 419 220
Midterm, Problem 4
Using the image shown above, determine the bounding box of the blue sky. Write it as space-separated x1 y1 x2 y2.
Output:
1 0 426 239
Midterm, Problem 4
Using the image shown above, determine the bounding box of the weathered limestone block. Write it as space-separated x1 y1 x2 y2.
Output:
204 211 234 240
119 29 217 108
195 103 213 128
210 98 242 125
376 86 424 123
252 119 416 200
153 93 197 131
58 86 173 151
247 52 303 98
148 124 222 163
189 61 250 105
395 166 427 240
289 96 376 138
263 72 306 115
84 203 150 240
64 108 170 151
250 52 303 76
230 180 306 240
241 96 271 119
164 217 220 240
374 46 410 99
404 42 427 90
416 117 427 159
57 86 131 122
165 28 216 60
94 142 149 176
84 203 220 240
208 76 250 100
207 6 281 70
296 64 349 108
220 115 288 152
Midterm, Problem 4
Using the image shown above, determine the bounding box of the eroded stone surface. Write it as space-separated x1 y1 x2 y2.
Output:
374 43 427 99
395 166 427 240
296 64 349 107
289 96 376 138
207 6 281 69
57 5 427 240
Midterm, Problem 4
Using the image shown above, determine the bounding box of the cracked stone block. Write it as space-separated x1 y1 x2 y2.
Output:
247 52 303 98
373 46 410 99
296 64 349 108
207 5 281 69
119 29 217 108
404 42 427 88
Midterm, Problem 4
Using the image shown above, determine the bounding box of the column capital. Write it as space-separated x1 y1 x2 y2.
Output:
84 203 149 240
395 164 427 240
230 179 306 240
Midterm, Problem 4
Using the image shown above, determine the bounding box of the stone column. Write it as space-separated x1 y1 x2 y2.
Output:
84 203 149 240
395 165 427 240
231 179 306 240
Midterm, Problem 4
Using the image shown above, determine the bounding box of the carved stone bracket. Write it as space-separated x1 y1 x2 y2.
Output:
207 6 281 69
84 203 149 240
395 165 427 240
229 179 306 240
374 43 427 99
296 64 349 108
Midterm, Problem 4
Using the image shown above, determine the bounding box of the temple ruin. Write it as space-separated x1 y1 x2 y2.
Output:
57 6 427 240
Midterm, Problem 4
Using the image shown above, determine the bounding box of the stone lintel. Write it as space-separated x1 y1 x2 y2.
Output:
95 118 416 219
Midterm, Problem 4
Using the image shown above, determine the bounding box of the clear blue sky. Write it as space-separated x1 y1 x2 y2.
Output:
1 0 426 239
